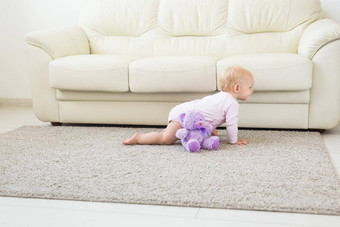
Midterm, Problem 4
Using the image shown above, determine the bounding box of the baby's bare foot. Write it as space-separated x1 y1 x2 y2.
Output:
122 133 141 145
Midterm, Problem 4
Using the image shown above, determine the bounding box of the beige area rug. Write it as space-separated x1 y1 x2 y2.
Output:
0 125 340 215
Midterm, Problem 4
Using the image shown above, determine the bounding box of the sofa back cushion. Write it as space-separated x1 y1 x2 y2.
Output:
154 0 228 59
79 0 322 57
228 0 321 33
158 0 228 36
80 0 158 36
227 0 322 56
79 0 159 56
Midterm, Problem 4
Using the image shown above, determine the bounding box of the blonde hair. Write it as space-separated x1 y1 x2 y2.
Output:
219 65 252 92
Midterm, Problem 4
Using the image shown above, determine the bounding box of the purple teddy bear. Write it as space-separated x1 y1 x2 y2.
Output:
175 111 219 152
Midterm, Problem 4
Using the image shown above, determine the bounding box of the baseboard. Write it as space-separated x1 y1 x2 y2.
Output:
0 98 33 106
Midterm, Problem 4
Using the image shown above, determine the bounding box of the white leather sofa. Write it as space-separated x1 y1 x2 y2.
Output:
25 0 340 129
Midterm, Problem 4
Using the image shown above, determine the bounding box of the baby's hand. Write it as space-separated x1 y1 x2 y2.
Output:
211 128 218 136
234 139 248 145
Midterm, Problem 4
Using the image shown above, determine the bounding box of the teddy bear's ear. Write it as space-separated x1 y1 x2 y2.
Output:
179 113 186 124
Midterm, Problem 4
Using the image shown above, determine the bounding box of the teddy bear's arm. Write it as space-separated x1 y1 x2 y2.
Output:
205 125 213 134
175 128 188 139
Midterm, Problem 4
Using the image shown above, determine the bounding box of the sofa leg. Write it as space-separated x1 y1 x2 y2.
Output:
51 122 62 126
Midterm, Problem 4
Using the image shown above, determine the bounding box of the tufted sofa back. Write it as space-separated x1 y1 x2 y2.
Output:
227 0 321 56
79 0 322 59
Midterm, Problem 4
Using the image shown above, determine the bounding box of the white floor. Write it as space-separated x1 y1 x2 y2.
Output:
0 104 340 227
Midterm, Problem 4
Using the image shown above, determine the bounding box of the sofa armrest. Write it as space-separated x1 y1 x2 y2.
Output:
298 19 340 59
25 26 90 59
308 39 340 129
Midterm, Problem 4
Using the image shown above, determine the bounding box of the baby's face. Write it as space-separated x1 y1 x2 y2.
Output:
237 73 254 101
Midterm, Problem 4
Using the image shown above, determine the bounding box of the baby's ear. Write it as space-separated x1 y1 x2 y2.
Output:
234 84 240 92
179 113 186 124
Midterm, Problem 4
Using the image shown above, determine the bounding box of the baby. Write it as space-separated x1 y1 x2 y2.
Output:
123 65 254 146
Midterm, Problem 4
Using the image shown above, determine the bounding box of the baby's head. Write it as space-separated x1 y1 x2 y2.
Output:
219 65 254 101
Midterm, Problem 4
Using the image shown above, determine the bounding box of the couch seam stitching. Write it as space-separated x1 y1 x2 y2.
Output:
285 0 292 32
311 38 340 59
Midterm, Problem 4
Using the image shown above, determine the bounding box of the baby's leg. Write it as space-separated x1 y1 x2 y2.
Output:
122 121 182 145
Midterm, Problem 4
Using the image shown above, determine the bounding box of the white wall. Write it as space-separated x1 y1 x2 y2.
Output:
320 0 340 22
0 0 81 99
0 0 339 99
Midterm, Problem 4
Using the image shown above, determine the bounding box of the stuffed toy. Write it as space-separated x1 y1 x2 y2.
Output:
175 111 219 152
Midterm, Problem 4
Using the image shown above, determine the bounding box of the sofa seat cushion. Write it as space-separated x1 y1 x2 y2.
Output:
49 55 139 92
129 56 216 92
217 53 312 91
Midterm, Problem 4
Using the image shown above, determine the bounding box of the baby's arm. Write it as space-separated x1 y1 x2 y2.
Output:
175 128 188 139
205 124 213 134
226 124 248 145
226 124 238 144
225 102 248 145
